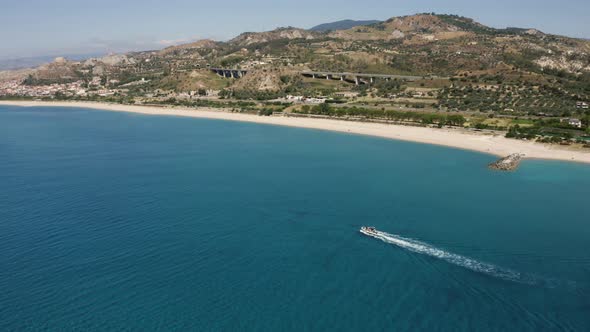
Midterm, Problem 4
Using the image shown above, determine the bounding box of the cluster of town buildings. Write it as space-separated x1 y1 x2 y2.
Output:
567 103 589 128
0 77 227 104
0 80 84 98
284 95 329 104
0 79 123 98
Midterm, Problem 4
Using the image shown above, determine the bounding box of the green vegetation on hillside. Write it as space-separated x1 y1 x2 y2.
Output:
294 103 466 126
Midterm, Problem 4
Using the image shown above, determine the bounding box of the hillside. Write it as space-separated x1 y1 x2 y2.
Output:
158 39 219 56
309 19 381 32
10 14 590 81
229 27 317 46
2 13 589 126
0 52 105 71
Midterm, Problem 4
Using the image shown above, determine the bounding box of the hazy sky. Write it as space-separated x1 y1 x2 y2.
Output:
1 0 588 59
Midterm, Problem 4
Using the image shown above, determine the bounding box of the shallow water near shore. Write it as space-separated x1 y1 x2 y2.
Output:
1 105 590 331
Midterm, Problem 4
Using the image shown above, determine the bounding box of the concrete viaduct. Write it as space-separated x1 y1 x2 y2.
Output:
210 68 249 79
211 68 435 85
300 71 426 85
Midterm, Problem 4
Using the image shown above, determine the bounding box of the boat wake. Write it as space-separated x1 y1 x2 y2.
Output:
365 229 547 286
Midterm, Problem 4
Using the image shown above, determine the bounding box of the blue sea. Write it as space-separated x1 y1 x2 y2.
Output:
1 105 589 331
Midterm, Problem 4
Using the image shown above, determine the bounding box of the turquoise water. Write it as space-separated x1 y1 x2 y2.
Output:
1 105 589 331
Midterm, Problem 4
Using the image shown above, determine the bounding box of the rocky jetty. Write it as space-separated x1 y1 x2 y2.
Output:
489 153 525 171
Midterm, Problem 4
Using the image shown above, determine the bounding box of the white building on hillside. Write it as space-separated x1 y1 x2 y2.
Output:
568 118 583 128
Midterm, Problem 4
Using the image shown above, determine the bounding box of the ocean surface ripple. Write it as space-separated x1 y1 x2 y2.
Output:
1 105 590 331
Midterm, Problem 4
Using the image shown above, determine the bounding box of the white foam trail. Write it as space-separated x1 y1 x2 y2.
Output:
364 230 538 285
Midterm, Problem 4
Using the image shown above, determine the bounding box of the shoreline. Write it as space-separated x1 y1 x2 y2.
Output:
2 100 590 164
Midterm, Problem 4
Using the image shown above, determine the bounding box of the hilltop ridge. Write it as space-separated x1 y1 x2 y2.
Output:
309 19 382 32
2 13 589 147
1 13 589 127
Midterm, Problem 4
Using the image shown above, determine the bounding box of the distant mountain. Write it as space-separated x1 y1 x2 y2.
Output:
309 19 381 32
0 53 104 71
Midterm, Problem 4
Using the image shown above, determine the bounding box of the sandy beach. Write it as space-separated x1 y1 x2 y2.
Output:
2 100 590 164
